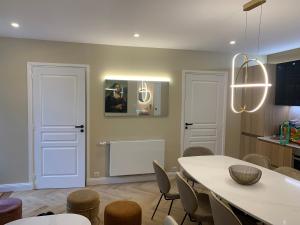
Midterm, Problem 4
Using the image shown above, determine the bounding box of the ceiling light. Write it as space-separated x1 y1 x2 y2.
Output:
230 41 236 45
133 33 140 38
11 22 20 28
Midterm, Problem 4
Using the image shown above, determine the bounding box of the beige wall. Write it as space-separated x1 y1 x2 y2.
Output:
0 37 241 184
268 48 300 64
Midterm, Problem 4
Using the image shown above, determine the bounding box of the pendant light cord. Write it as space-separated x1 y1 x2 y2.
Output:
244 12 248 53
257 5 263 55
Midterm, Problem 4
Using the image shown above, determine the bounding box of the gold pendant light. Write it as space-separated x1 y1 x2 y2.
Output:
231 0 271 114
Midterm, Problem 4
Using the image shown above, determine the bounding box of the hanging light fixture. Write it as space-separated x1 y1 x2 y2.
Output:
231 0 271 114
138 81 151 103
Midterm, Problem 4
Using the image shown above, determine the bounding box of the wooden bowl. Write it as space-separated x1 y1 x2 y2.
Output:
229 165 262 185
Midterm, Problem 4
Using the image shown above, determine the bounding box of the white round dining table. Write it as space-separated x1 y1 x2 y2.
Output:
5 214 91 225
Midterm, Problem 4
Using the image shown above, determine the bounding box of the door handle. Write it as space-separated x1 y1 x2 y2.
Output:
185 123 193 129
75 125 84 128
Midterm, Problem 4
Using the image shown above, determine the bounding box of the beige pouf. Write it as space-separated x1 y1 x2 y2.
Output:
104 200 142 225
67 189 100 225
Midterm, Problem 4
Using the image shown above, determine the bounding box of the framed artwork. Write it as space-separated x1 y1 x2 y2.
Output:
105 80 128 113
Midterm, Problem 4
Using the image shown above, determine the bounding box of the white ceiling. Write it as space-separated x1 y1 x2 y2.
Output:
0 0 299 55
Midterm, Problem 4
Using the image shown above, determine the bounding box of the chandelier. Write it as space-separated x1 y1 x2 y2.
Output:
231 0 272 113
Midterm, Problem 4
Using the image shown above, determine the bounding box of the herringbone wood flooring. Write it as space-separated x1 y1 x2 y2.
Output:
7 180 209 225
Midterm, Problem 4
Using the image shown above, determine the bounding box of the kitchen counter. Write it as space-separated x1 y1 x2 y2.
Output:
258 136 300 150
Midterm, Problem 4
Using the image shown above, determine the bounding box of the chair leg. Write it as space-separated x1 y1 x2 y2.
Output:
168 199 174 215
151 194 163 220
181 213 188 225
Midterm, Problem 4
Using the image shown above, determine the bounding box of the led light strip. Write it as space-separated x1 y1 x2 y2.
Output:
231 53 272 113
104 75 170 82
231 83 272 88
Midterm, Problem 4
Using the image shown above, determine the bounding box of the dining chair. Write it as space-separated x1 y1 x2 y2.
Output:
209 191 242 225
164 216 178 225
175 172 213 225
182 147 214 186
152 161 180 220
275 167 300 181
242 154 271 169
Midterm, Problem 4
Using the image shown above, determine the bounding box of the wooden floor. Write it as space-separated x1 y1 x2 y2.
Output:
5 180 209 225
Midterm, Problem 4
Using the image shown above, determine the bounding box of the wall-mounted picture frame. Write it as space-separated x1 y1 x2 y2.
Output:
105 80 128 113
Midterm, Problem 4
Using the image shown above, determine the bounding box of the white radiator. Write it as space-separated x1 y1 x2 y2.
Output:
109 140 165 176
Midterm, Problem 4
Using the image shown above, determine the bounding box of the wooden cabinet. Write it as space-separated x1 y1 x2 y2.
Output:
256 140 293 167
240 134 258 158
240 65 289 137
239 64 291 166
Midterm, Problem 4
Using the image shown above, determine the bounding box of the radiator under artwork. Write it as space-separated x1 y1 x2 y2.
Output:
109 140 165 176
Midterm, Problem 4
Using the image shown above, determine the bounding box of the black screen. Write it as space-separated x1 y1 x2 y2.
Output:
275 60 300 106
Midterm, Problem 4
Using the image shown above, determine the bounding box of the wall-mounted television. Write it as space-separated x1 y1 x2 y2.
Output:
275 60 300 106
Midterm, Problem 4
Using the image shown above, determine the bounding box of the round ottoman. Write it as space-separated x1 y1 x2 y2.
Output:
67 189 100 225
104 200 142 225
0 198 22 224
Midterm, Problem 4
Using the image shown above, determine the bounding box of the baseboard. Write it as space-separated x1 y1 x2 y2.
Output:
0 173 176 191
167 171 176 178
87 174 155 185
87 172 177 186
0 182 33 192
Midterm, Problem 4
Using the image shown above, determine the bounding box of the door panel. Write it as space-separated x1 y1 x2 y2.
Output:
32 66 86 189
42 147 77 175
183 72 226 155
41 75 77 125
190 81 218 123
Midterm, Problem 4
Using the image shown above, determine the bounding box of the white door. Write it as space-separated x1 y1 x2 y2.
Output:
32 65 86 189
183 71 227 155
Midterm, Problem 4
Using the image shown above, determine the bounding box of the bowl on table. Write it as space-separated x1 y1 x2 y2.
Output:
229 165 262 185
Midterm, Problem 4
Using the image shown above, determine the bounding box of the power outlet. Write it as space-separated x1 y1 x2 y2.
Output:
93 171 100 177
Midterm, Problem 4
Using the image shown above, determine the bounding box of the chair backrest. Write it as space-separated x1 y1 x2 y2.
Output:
209 191 242 225
164 216 178 225
153 160 171 194
183 146 214 157
175 172 198 214
242 153 271 169
275 167 300 181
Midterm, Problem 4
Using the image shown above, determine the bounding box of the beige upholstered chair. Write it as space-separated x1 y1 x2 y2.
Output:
242 154 271 169
275 167 300 181
164 216 178 225
152 161 180 220
176 173 213 225
209 191 242 225
182 147 214 186
183 147 214 157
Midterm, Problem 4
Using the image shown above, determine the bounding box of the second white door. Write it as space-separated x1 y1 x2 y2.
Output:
31 64 86 189
183 71 227 155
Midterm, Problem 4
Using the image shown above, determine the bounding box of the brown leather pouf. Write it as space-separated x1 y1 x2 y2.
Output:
0 198 22 225
104 200 142 225
67 189 100 225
